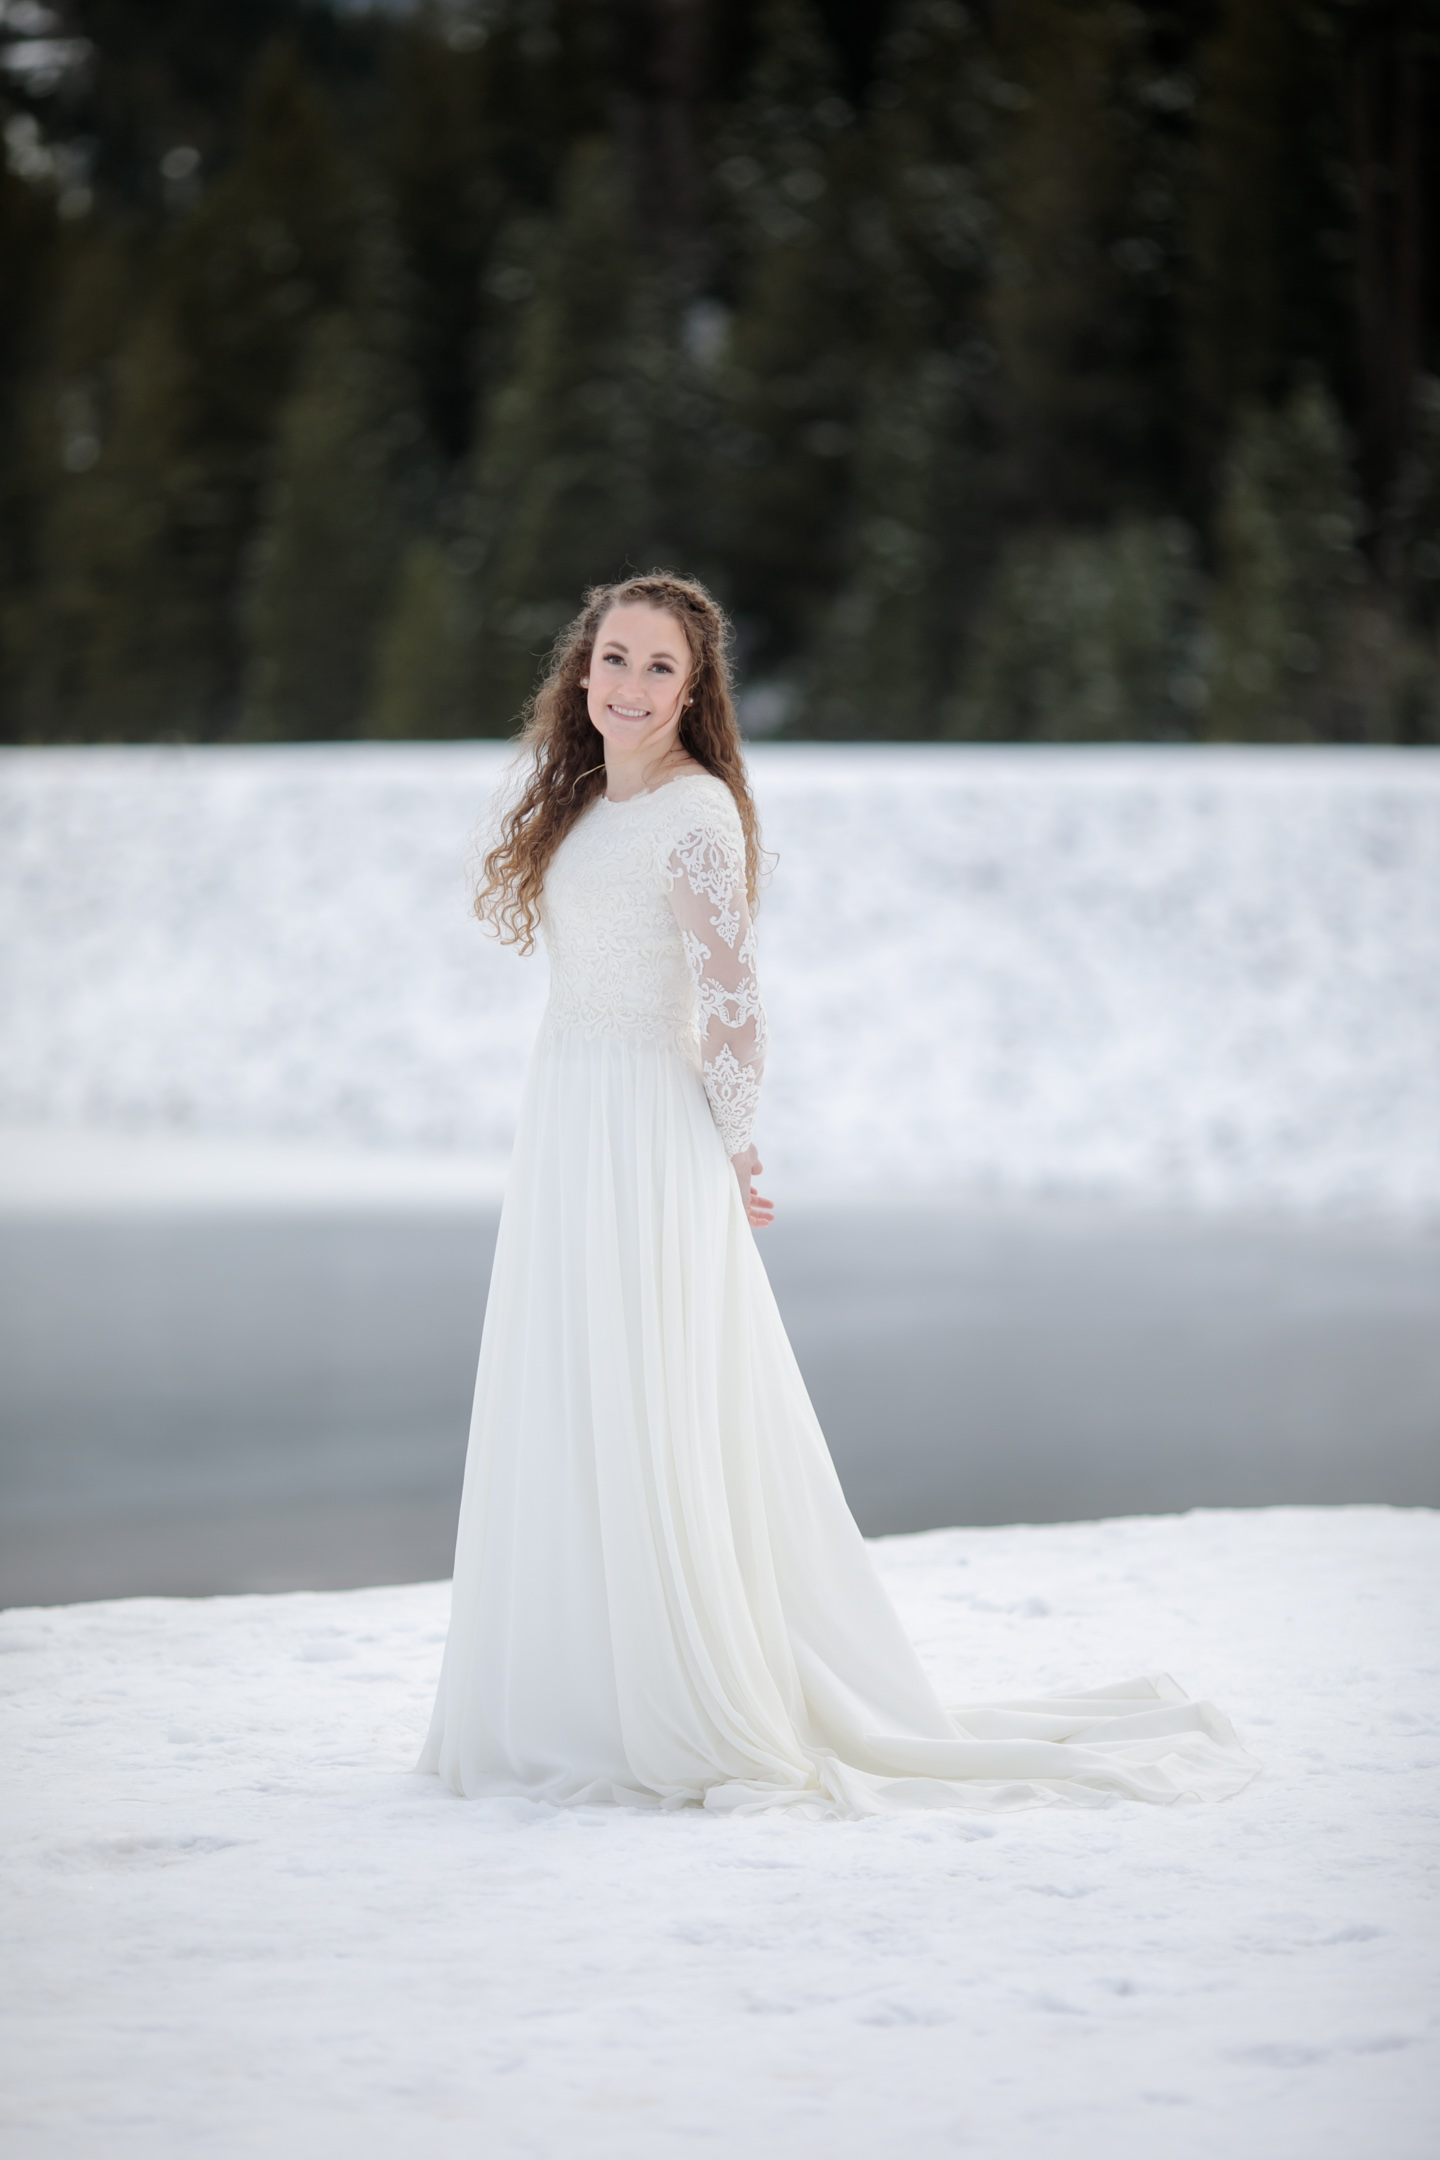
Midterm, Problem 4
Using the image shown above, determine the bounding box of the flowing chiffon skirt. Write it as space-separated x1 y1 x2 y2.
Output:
419 1028 1258 1816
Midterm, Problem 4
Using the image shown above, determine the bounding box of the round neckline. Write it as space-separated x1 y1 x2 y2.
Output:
599 768 713 807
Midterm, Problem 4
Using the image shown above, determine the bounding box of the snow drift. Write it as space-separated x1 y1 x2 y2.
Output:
2 1507 1435 2160
1 743 1436 1215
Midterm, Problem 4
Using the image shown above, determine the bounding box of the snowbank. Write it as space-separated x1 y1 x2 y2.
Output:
0 1122 509 1213
2 743 1437 1215
2 1507 1434 2159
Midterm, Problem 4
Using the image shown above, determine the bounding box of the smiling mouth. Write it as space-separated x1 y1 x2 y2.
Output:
609 703 649 719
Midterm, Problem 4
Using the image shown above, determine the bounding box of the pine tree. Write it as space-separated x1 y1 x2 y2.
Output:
1184 0 1350 495
365 535 475 739
0 148 60 737
1395 377 1440 644
382 14 506 465
944 518 1206 740
6 0 1419 749
1344 1 1435 539
865 0 998 351
801 355 963 738
18 41 360 738
1206 381 1370 741
459 136 672 733
799 0 999 738
48 0 384 217
243 311 424 739
712 0 865 673
987 0 1192 523
18 297 209 739
1385 377 1440 744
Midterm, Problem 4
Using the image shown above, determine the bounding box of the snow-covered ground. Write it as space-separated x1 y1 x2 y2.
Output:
3 743 1437 1217
7 756 1432 2149
2 1507 1434 2158
0 1123 510 1213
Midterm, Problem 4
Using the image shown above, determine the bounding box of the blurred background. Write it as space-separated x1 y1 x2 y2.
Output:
3 0 1440 744
1 0 1438 1608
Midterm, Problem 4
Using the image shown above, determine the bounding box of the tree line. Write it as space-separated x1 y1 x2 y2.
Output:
2 0 1438 745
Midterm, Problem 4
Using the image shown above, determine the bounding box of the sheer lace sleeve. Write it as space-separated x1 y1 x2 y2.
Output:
665 813 766 1160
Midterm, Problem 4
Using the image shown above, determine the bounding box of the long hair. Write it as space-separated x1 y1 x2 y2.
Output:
476 573 764 953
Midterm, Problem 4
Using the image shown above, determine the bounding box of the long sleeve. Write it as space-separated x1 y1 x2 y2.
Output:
665 816 766 1159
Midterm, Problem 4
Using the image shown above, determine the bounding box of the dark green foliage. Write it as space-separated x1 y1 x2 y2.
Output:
865 0 997 353
366 536 475 740
803 349 983 739
797 0 999 738
459 137 678 733
1206 382 1376 742
13 42 361 738
243 310 426 739
0 0 1436 742
380 21 504 465
944 519 1206 742
378 4 595 465
1184 0 1352 487
65 0 377 212
1385 386 1440 740
1393 379 1440 641
987 0 1192 524
0 153 60 716
713 0 866 666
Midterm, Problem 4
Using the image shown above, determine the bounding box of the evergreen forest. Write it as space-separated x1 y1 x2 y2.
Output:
2 0 1438 744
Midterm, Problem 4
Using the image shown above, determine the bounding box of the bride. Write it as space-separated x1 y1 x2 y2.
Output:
419 573 1257 1816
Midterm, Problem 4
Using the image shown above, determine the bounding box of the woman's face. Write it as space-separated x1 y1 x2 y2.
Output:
584 604 693 757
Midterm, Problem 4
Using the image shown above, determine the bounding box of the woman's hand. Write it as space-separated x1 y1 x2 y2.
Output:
731 1144 775 1230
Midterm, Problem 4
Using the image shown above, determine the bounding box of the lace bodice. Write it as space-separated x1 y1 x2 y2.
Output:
539 773 765 1158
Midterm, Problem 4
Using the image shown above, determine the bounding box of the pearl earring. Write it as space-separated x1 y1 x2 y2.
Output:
580 678 588 688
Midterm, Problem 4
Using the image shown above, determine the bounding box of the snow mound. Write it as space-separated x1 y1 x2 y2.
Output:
2 743 1437 1215
2 1507 1434 2158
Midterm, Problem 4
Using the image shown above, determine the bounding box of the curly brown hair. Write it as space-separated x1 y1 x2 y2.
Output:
476 573 765 954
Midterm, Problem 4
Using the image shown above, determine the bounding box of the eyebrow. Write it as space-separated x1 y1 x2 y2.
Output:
599 639 683 664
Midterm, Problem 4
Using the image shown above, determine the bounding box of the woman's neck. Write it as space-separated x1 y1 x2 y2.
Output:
603 739 697 802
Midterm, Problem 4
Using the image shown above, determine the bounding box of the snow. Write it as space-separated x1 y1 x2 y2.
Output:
2 1506 1435 2158
6 748 1432 2143
2 743 1437 1218
0 1123 508 1214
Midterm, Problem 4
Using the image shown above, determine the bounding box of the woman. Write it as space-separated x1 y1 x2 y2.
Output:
419 572 1256 1816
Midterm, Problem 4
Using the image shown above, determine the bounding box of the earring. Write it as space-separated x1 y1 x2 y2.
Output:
580 677 588 688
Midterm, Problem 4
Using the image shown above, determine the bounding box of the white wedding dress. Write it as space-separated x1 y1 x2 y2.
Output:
419 771 1257 1816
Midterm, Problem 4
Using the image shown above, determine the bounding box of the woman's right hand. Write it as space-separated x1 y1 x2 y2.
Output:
732 1145 775 1230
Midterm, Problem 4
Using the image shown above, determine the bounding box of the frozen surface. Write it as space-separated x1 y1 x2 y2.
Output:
1 1507 1435 2159
2 743 1438 1216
